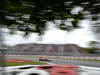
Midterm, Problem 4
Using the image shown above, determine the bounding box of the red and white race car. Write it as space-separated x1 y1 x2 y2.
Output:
2 59 100 75
10 64 79 75
17 65 100 75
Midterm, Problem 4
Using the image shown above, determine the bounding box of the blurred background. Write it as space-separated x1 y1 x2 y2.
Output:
0 0 100 74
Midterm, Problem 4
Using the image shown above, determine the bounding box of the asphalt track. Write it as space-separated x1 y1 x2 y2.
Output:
5 56 100 68
0 55 100 75
51 59 100 68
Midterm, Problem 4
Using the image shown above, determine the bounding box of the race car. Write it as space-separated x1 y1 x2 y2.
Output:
38 57 51 62
2 64 100 75
15 64 79 75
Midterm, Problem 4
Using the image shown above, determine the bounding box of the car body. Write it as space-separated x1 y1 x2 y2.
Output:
2 64 100 75
37 64 79 75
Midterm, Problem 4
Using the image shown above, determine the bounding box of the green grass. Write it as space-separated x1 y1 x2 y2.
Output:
65 58 100 62
0 61 47 66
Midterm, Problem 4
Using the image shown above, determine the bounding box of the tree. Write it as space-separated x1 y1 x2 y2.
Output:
0 0 100 35
84 41 100 53
88 41 100 48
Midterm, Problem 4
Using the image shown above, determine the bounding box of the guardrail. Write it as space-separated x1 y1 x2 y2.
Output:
4 54 100 61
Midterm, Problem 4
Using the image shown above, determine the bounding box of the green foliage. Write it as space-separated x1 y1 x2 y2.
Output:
88 41 99 48
83 47 97 53
0 0 100 35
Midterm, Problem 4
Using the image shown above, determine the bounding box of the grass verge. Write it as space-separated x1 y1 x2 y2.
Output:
65 58 100 62
0 61 47 66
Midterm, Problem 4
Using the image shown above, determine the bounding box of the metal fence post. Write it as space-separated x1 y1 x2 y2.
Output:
0 27 6 75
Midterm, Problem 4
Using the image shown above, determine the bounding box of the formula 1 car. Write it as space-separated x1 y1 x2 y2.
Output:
2 64 100 75
38 57 51 62
17 65 100 75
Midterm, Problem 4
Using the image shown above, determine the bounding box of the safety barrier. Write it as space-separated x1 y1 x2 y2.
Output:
4 54 100 61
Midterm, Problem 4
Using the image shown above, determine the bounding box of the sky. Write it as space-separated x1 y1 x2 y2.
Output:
1 6 97 47
2 19 96 47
